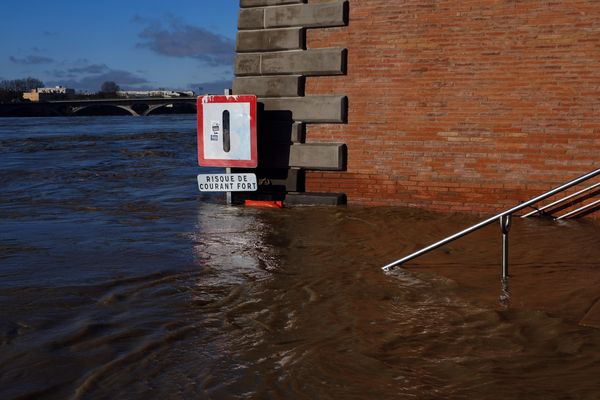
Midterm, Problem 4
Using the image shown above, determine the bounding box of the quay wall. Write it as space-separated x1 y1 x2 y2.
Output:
305 0 599 213
235 0 599 215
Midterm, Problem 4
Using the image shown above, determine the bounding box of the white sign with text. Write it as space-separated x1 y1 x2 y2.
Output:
197 173 257 192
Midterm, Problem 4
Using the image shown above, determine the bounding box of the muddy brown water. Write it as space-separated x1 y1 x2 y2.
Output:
1 116 600 399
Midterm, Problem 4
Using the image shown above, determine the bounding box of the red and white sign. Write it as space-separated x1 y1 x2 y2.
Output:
197 95 257 168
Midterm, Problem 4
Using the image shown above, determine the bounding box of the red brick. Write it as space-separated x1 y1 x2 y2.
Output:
304 0 600 218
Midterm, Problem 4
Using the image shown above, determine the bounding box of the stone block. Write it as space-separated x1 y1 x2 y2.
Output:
257 142 290 168
238 8 264 30
259 96 347 123
261 48 346 75
259 121 305 143
240 0 305 8
233 75 303 97
229 168 304 199
235 49 346 76
256 168 305 192
235 54 261 76
236 28 304 52
265 1 348 28
257 142 346 170
289 143 347 170
290 121 305 142
285 192 347 206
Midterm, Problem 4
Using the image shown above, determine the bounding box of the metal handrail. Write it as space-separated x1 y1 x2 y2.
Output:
382 167 600 278
521 181 600 218
556 198 600 220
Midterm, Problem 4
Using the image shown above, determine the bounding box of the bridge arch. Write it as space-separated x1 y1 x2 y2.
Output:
71 104 138 116
144 102 196 116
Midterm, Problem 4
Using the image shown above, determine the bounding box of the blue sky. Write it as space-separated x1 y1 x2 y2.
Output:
0 0 239 93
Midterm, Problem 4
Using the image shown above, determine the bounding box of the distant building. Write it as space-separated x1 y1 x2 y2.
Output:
115 90 195 98
23 86 75 102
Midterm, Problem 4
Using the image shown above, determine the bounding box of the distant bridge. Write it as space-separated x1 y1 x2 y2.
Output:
0 97 197 117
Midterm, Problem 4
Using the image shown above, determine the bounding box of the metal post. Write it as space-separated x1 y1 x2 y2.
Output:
225 167 232 205
500 214 512 280
499 278 510 309
224 88 233 205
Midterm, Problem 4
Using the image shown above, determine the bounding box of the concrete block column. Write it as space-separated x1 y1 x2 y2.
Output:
239 1 348 29
234 0 349 205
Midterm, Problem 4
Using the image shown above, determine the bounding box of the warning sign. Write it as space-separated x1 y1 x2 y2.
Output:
197 95 257 168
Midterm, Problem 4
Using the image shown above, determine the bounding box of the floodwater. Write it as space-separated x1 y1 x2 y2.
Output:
1 115 600 399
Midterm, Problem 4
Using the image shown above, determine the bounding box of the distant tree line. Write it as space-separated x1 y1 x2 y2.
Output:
0 77 44 92
0 77 116 103
0 77 44 103
0 78 193 104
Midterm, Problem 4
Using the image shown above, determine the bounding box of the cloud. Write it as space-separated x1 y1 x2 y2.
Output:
9 55 54 65
44 59 148 91
131 15 148 24
135 16 234 66
45 69 77 79
188 79 232 95
68 64 109 74
72 58 90 65
48 69 149 91
45 63 109 79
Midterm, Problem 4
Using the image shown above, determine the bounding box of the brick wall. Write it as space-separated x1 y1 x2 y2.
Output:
304 0 599 214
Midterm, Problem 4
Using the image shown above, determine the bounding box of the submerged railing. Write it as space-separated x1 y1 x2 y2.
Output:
382 167 600 280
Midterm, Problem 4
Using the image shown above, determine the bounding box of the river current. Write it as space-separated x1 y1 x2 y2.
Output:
1 115 600 399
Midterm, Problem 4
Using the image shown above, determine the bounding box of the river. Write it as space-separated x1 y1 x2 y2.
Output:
1 115 600 399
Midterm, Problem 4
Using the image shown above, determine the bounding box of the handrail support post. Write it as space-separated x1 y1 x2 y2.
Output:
500 214 512 280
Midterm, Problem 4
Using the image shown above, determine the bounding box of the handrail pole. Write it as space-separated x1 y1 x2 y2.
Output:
500 214 512 279
382 214 501 270
493 167 600 217
521 181 600 218
555 198 600 220
382 167 600 271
